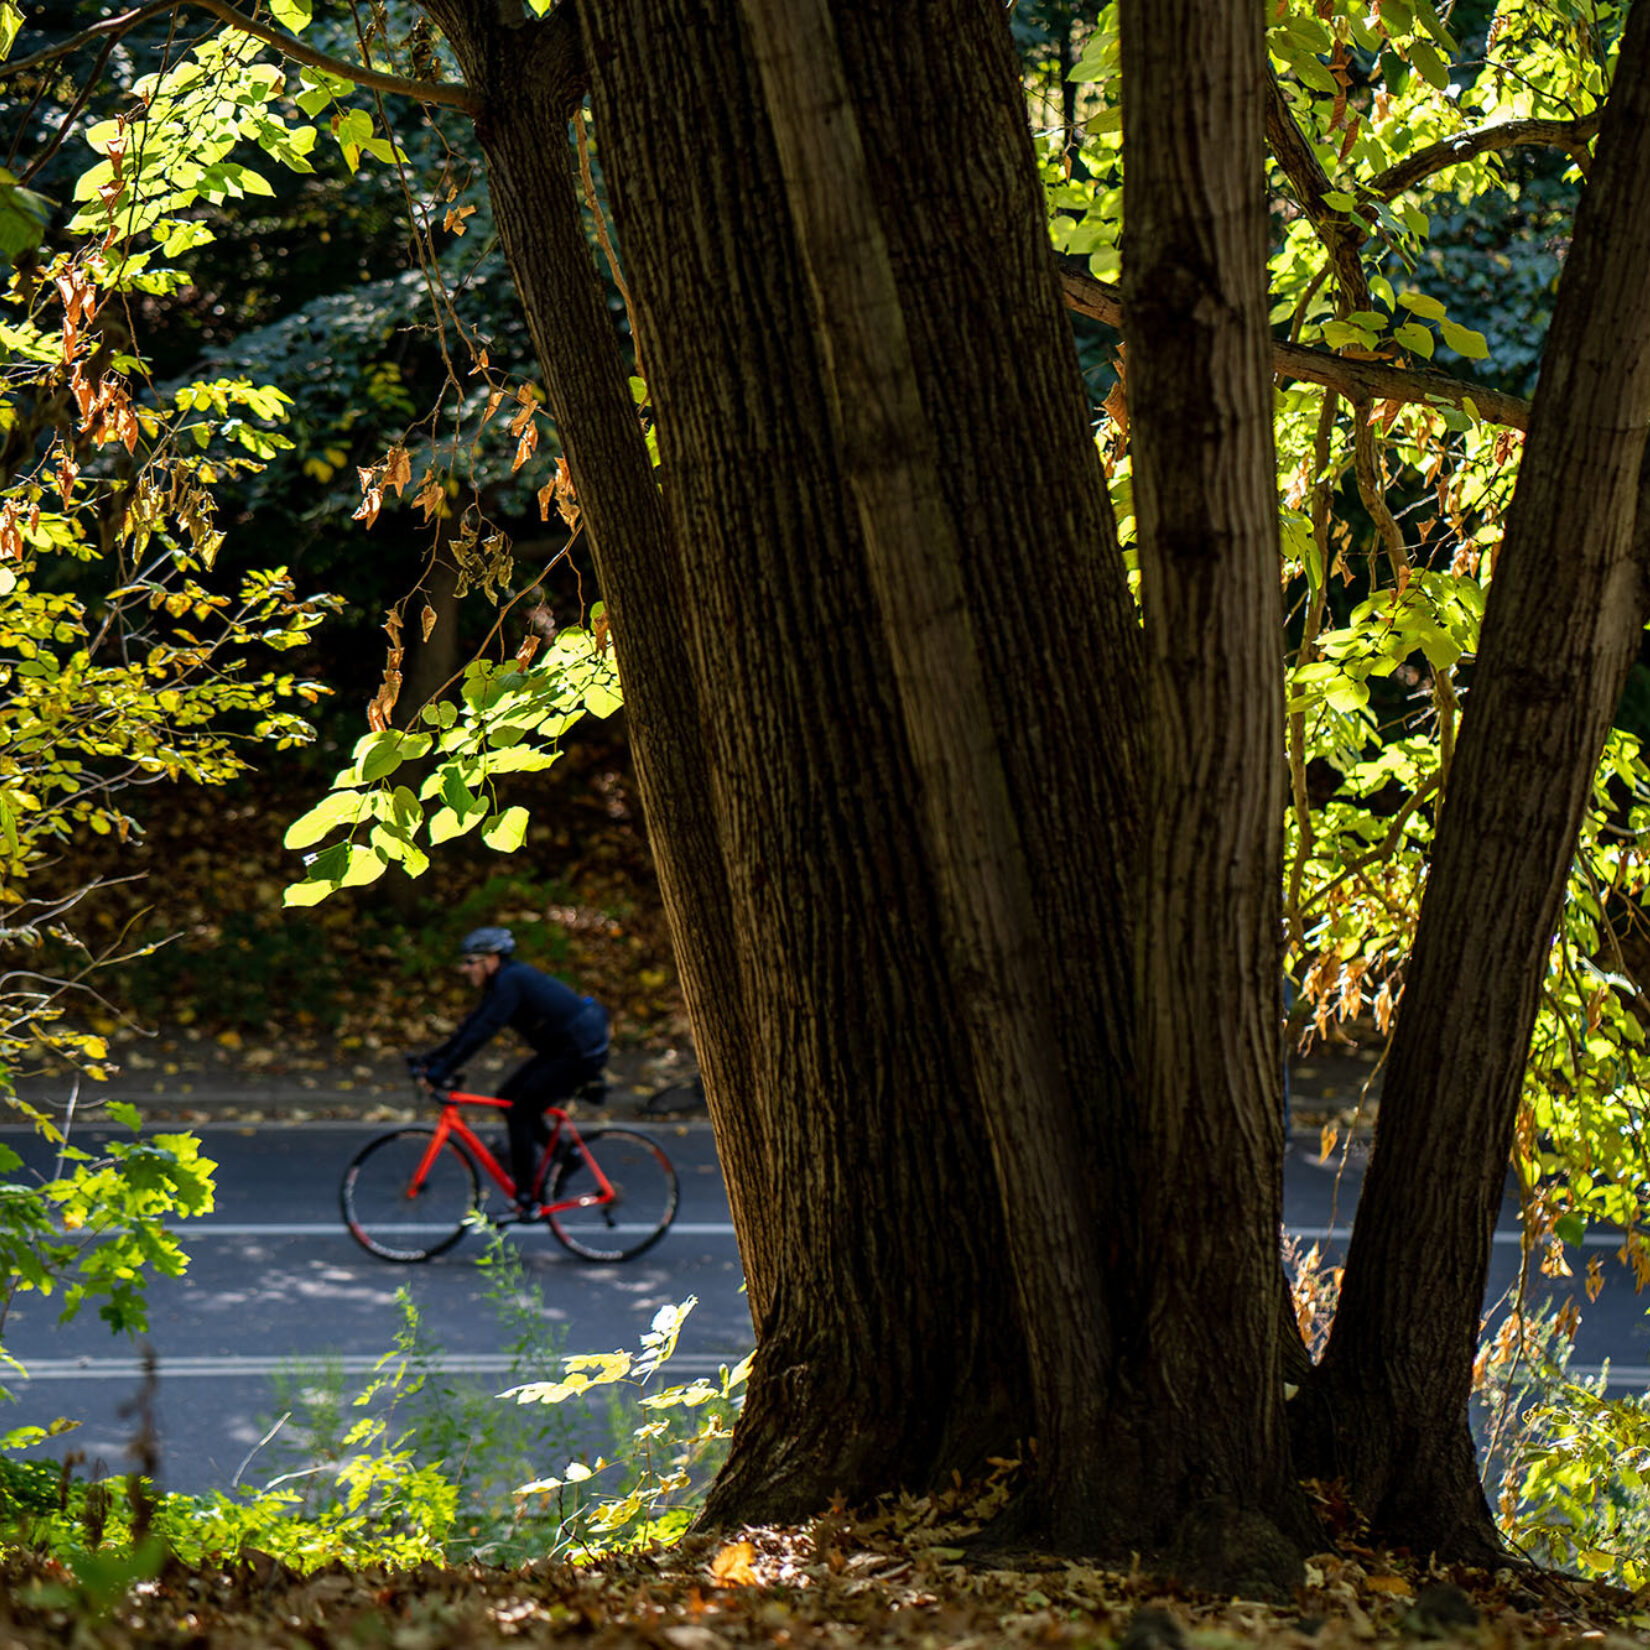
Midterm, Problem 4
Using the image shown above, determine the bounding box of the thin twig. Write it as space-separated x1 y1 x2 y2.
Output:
1057 262 1533 431
574 113 645 385
0 0 483 115
18 34 118 185
1353 401 1409 581
230 1410 291 1489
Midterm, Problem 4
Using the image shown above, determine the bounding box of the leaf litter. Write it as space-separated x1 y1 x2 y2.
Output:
4 1479 1646 1650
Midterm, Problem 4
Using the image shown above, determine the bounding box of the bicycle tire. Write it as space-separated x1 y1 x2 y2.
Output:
547 1126 679 1262
341 1127 481 1262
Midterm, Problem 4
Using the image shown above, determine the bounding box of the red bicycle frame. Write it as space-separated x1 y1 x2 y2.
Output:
412 1086 618 1215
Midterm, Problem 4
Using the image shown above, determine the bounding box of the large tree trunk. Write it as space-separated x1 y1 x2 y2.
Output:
1117 0 1304 1545
576 0 1040 1516
736 0 1133 1546
422 2 775 1321
1314 2 1650 1560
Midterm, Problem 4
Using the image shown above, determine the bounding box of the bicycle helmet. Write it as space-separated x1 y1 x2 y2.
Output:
459 925 516 958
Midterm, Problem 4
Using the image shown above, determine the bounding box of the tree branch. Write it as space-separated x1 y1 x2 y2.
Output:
1367 111 1603 198
1265 68 1369 315
1057 260 1532 431
1 0 483 117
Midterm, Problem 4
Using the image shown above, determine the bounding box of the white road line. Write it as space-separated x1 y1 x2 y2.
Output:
9 1353 1645 1389
1289 1225 1624 1248
7 1353 742 1382
159 1221 738 1237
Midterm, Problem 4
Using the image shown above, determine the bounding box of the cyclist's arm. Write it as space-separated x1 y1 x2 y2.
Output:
424 973 521 1082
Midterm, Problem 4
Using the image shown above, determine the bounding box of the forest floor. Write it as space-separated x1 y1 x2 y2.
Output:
3 1501 1644 1650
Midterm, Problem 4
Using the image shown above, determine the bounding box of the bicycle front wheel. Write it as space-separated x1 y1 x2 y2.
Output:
341 1127 480 1262
548 1127 679 1262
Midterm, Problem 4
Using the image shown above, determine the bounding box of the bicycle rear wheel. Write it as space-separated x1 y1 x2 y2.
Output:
341 1127 480 1262
547 1127 678 1262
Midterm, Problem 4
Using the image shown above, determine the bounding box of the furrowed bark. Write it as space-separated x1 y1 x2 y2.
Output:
422 2 774 1320
1120 0 1304 1542
834 0 1143 1210
738 0 1121 1548
578 0 1033 1518
1317 1 1650 1560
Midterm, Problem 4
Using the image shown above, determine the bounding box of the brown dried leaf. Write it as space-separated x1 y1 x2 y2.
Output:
421 603 438 642
1101 375 1127 435
707 1540 759 1587
366 665 401 731
1365 1574 1412 1597
1586 1255 1605 1303
384 445 412 497
414 469 446 523
513 419 539 474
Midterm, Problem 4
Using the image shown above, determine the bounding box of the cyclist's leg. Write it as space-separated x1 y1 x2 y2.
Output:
499 1052 589 1206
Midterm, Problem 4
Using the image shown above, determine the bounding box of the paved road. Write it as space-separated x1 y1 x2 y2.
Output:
2 1121 1646 1494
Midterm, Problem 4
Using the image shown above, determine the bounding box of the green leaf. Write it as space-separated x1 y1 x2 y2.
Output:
0 2 22 60
1321 319 1380 350
1397 290 1446 321
283 788 373 849
271 0 314 27
428 802 486 844
1439 318 1489 359
1554 1214 1586 1247
1321 189 1357 212
440 767 478 814
1393 321 1434 358
107 1101 143 1132
585 680 622 718
283 876 337 908
0 171 51 262
339 843 389 888
1408 40 1451 91
481 806 529 853
1411 0 1458 52
359 731 407 783
1324 677 1370 714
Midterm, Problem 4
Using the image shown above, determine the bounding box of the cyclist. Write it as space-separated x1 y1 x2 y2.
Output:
413 926 610 1218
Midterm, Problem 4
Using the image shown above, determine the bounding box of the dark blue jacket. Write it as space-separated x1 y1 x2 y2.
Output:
424 960 609 1082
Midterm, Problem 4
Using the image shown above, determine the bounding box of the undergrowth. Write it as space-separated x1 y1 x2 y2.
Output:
0 1233 744 1573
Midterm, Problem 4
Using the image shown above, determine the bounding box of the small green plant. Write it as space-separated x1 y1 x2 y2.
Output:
1498 1349 1650 1587
505 1297 750 1556
3 1241 749 1575
256 1230 587 1562
1 1100 217 1449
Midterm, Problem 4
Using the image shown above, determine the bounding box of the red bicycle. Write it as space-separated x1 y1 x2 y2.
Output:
339 1073 679 1264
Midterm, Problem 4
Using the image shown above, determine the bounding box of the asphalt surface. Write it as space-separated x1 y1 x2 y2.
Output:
2 1117 1646 1496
